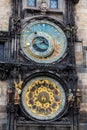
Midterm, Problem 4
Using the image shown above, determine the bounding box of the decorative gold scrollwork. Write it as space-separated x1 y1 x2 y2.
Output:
14 80 23 104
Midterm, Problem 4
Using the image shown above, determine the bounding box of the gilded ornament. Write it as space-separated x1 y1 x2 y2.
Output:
14 80 23 104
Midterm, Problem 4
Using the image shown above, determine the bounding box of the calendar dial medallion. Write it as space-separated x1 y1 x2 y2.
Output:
21 76 66 121
21 20 67 63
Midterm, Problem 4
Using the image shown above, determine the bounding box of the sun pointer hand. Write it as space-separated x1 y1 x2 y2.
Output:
24 43 31 48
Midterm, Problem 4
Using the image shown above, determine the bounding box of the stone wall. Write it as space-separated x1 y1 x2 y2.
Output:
0 0 12 31
0 0 11 125
75 0 87 41
0 81 9 130
75 0 87 120
0 0 11 127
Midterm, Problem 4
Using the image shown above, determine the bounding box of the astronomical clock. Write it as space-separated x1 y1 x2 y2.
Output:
20 20 67 63
18 18 69 123
4 0 80 130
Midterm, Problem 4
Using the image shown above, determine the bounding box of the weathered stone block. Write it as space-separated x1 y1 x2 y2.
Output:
0 81 9 106
79 124 87 130
0 113 7 120
75 42 83 65
0 0 12 31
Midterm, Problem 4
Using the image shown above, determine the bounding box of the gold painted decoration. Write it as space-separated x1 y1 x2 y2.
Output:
21 77 66 121
14 80 23 104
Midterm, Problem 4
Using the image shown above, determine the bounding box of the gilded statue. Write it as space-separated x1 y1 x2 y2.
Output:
14 80 23 104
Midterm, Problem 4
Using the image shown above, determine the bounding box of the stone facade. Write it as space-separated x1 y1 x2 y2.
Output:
75 0 87 120
0 81 9 130
0 0 11 31
0 0 11 126
0 2 12 128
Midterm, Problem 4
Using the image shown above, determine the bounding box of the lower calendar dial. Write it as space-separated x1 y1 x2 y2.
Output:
21 76 66 121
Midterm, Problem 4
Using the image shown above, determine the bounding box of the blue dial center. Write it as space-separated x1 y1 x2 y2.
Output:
32 36 49 52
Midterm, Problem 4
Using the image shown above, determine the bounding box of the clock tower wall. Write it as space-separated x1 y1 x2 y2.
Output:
0 0 12 129
75 0 87 124
1 0 87 130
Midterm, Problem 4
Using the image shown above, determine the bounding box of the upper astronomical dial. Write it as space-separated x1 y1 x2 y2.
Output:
21 20 67 63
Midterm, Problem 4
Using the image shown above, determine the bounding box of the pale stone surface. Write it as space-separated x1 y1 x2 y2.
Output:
0 113 7 120
0 81 9 106
0 81 9 122
0 0 12 31
75 0 87 42
75 42 83 65
75 0 87 115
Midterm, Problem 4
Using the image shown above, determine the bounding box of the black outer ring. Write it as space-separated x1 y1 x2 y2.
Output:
20 70 69 123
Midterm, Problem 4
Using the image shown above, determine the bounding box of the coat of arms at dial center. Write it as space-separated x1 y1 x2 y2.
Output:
21 77 66 121
21 20 67 63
